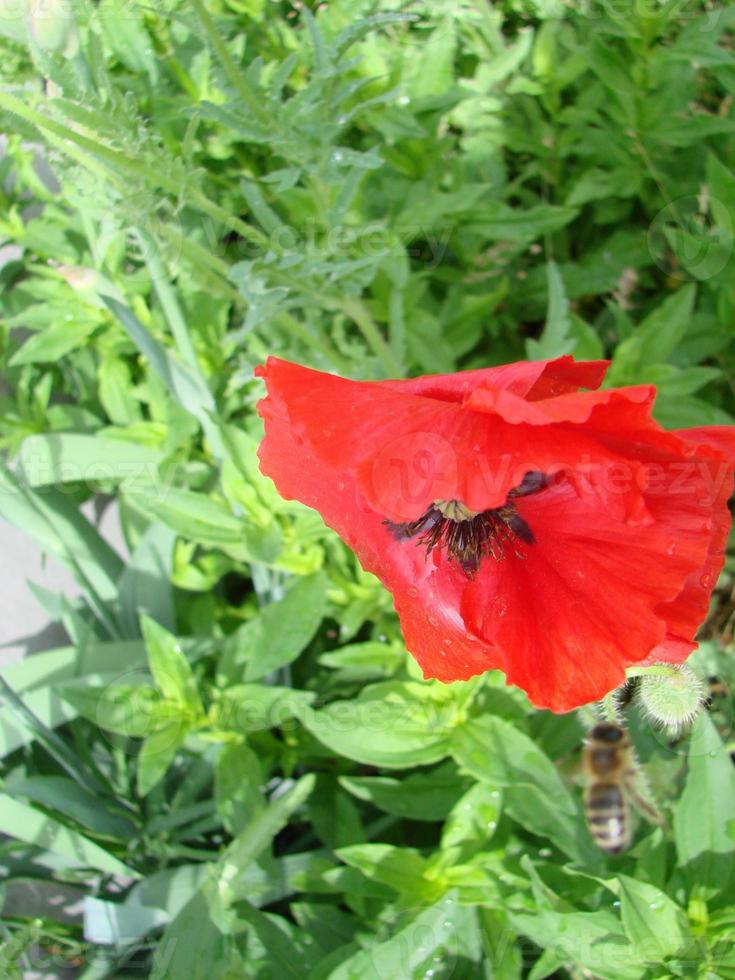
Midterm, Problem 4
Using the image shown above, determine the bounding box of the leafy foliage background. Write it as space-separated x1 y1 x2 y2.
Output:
0 1 734 976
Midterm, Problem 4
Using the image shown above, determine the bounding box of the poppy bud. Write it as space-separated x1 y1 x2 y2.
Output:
25 0 79 56
637 665 707 737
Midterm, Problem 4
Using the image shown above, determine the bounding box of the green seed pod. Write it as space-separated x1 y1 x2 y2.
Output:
25 0 79 56
637 665 707 738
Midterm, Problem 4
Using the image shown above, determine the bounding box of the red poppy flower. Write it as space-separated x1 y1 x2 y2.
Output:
256 356 735 712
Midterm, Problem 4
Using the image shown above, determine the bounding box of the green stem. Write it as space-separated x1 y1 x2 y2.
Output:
156 223 243 302
332 296 404 377
190 0 268 122
0 91 267 249
133 226 201 370
275 312 350 373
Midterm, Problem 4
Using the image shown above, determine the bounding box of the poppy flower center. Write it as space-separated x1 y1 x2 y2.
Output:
386 471 550 578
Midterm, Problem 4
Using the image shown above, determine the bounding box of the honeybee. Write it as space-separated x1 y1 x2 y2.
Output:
583 722 663 854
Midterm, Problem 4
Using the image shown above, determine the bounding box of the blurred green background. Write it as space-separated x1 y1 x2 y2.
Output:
0 1 734 977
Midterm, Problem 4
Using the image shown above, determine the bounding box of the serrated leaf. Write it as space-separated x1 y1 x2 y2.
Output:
526 261 574 359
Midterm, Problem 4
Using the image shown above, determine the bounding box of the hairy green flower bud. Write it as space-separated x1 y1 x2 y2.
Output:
637 664 707 738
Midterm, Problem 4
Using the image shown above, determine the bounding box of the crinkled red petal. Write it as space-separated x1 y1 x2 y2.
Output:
378 355 610 403
257 358 658 522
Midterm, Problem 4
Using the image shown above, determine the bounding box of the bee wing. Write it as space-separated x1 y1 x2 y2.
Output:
623 769 666 827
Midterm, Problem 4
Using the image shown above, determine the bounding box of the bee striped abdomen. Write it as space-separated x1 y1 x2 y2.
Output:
585 782 629 853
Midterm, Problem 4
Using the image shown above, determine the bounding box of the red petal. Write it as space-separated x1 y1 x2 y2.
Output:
463 383 656 426
257 373 492 674
257 358 638 522
674 425 735 462
457 470 714 711
648 441 735 656
379 355 609 403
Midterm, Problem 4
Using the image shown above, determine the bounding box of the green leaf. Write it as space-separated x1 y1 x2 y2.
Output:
98 355 143 425
0 793 138 877
327 892 480 980
340 764 467 822
210 773 316 922
9 775 135 840
567 313 604 360
233 901 322 978
674 713 735 896
0 684 78 758
136 720 189 796
309 775 365 850
118 522 177 635
101 295 221 454
97 0 158 79
58 681 161 738
19 433 164 488
441 783 503 851
0 464 123 606
526 261 574 359
214 684 315 733
451 716 595 862
290 902 357 956
102 295 216 425
9 319 98 365
3 640 149 694
565 168 640 207
142 616 204 713
304 682 454 769
510 906 643 980
214 742 264 835
707 151 735 234
588 38 637 100
150 892 231 980
132 487 242 544
335 844 430 898
616 876 690 960
653 394 735 429
318 641 404 680
219 573 327 683
608 285 697 385
466 203 578 243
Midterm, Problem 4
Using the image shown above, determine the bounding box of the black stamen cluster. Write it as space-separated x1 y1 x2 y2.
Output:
385 471 549 578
